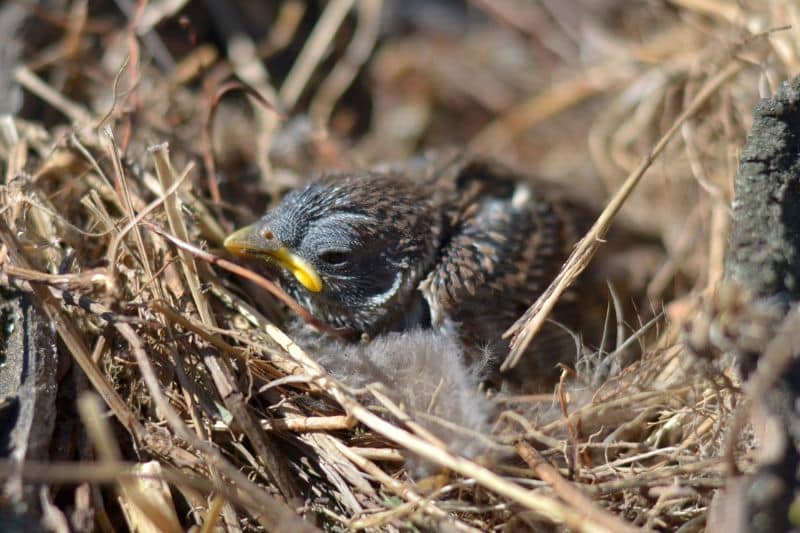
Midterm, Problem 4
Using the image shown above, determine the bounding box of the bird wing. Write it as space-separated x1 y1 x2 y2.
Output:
419 158 592 384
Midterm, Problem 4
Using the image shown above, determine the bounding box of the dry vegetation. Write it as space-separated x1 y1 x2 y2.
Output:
0 0 799 531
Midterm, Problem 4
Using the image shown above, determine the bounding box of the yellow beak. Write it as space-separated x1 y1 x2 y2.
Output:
224 225 323 293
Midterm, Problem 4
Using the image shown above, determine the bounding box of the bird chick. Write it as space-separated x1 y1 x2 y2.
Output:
225 156 591 386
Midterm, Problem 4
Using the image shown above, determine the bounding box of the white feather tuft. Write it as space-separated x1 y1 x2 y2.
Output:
295 326 492 475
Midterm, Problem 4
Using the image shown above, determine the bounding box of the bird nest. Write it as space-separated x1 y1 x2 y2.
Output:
0 1 798 531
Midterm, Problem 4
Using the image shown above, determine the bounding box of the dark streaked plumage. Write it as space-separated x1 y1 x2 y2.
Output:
419 159 587 378
225 155 591 384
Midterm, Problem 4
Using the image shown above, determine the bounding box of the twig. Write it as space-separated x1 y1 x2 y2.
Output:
279 0 355 110
0 458 312 530
310 0 382 128
14 65 93 125
667 0 742 23
259 415 357 432
501 59 746 371
102 127 156 286
349 447 404 462
333 440 482 532
144 220 349 337
201 79 283 205
79 394 183 533
516 441 638 533
470 64 632 153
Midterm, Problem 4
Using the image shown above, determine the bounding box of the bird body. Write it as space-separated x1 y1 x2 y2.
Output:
225 155 591 385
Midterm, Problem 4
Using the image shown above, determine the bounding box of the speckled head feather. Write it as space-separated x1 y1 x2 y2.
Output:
226 171 444 333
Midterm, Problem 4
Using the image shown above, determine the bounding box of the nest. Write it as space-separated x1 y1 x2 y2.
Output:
1 1 798 531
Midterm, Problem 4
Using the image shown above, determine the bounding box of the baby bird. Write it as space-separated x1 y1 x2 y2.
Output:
225 156 590 385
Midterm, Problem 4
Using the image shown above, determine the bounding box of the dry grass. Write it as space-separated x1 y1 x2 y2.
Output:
0 0 798 531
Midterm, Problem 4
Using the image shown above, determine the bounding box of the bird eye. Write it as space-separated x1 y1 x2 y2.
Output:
318 249 350 266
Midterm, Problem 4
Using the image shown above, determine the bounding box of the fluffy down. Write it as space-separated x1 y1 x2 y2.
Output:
295 325 492 475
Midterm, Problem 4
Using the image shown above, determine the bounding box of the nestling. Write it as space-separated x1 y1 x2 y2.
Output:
225 156 590 384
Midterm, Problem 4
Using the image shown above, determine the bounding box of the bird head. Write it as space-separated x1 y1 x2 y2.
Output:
224 172 441 333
